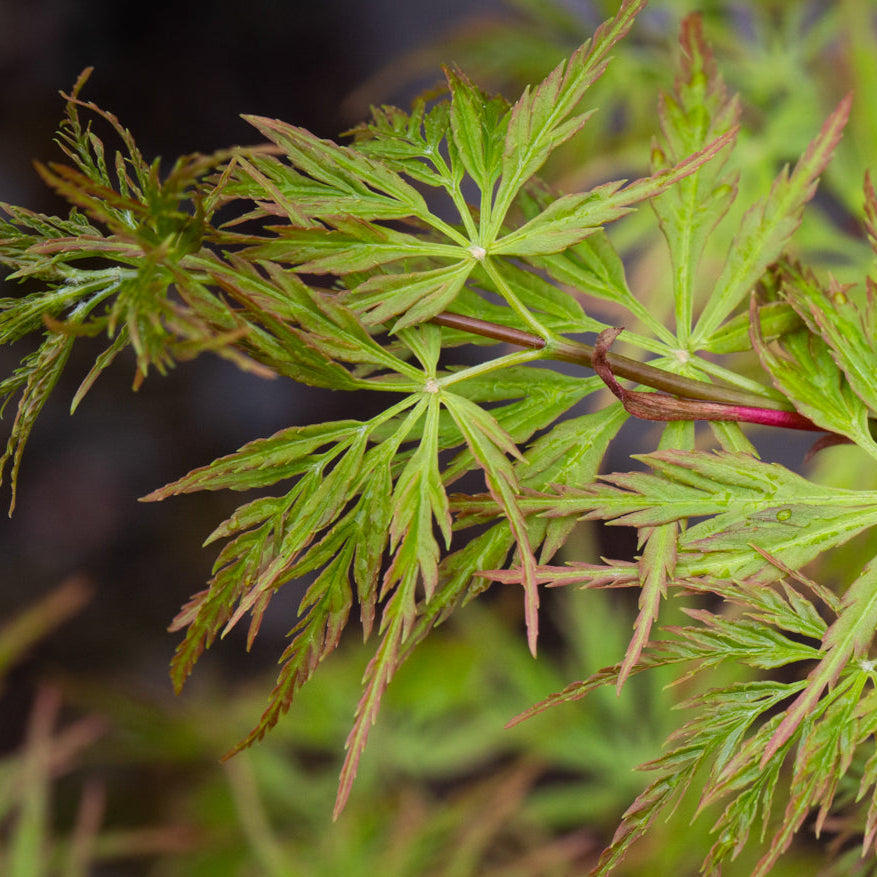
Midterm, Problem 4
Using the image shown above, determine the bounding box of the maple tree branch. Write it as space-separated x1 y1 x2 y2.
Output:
591 327 823 432
431 311 814 421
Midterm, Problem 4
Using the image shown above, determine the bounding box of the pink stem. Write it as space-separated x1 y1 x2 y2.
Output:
593 327 824 432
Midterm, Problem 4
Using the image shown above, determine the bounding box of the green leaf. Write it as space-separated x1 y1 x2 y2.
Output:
201 255 420 386
155 407 394 692
335 613 405 818
519 400 626 489
446 257 604 339
693 93 852 343
752 318 877 459
779 260 877 415
491 131 736 257
350 100 457 190
701 300 802 354
649 12 740 345
387 395 451 609
241 216 461 274
761 560 877 765
446 66 509 202
617 522 677 690
443 391 539 653
140 420 365 497
524 224 669 340
451 367 599 448
0 331 75 513
551 449 877 582
490 0 647 233
519 403 627 560
345 260 475 330
242 115 431 222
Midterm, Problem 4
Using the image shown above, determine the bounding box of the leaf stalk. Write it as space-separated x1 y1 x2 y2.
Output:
431 311 811 421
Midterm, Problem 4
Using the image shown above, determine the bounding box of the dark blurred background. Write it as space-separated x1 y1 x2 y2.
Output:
0 0 508 205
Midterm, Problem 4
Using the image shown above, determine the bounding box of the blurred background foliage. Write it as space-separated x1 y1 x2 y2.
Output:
0 0 874 873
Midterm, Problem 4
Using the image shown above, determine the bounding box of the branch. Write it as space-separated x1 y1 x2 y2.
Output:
592 327 823 432
431 311 808 418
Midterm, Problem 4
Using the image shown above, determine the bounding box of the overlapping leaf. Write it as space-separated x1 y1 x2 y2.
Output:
511 566 877 877
0 72 260 506
145 395 436 759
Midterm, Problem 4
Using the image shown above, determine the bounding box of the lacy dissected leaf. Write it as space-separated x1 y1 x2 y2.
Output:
345 260 475 331
751 308 877 459
518 402 628 560
240 115 432 223
438 257 607 348
513 571 870 875
149 352 553 796
0 74 263 509
443 390 539 653
228 117 475 331
349 99 458 189
778 260 877 416
228 0 734 339
0 186 225 388
548 449 877 582
693 92 852 345
239 216 461 275
0 331 75 512
616 522 677 691
759 560 877 767
490 135 736 258
149 406 398 690
650 12 740 345
190 252 432 391
448 368 600 465
151 390 448 785
489 0 647 233
520 214 671 341
702 669 874 877
446 65 510 201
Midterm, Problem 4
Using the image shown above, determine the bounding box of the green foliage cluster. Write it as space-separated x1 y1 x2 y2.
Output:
4 1 877 873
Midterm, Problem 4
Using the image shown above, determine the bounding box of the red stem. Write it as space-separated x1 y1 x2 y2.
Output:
432 312 827 433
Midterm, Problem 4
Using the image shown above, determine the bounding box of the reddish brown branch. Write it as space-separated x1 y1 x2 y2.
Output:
592 327 824 431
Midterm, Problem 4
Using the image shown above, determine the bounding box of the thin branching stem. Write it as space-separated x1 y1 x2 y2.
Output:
430 310 799 413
